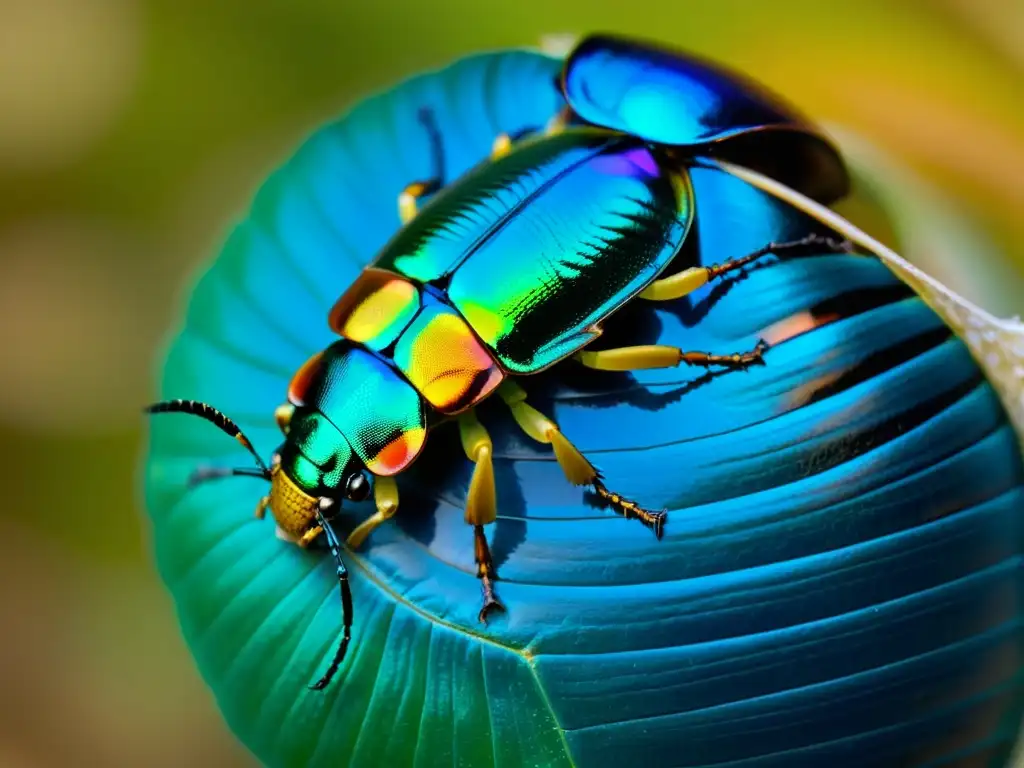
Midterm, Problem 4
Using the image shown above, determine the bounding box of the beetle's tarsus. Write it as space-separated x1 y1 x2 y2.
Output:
652 511 666 540
678 339 768 370
478 586 506 625
473 524 505 624
592 477 667 539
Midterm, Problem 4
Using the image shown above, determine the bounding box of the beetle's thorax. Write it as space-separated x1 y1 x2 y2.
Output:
269 463 320 539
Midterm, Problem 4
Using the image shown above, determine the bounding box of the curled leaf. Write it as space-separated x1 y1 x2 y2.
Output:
142 46 1024 768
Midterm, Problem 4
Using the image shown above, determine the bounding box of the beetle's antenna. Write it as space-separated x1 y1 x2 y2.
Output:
309 501 353 691
145 399 270 476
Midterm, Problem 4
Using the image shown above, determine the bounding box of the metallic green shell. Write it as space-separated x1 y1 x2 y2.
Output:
373 128 694 373
373 129 618 284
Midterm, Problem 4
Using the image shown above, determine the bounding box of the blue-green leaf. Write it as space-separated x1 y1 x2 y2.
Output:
143 47 1024 768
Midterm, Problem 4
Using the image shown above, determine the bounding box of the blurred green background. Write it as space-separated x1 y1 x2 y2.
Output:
1 1 1022 765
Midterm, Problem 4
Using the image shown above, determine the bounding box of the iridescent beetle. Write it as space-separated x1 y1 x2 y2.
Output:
147 33 855 690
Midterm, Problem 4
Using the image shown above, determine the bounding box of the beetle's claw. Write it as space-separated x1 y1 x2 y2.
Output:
309 675 331 692
478 596 507 625
737 339 770 371
751 338 770 366
651 510 667 540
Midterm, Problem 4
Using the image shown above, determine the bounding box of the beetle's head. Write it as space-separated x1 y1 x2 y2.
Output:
265 445 370 538
143 398 373 541
270 417 373 532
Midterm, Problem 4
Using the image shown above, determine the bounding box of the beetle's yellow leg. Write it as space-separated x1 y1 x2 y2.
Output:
545 105 572 135
398 179 442 224
497 381 666 539
297 525 324 548
458 409 505 624
638 266 713 302
492 125 543 160
491 133 513 159
275 403 294 434
255 494 270 519
576 340 768 372
345 476 399 549
640 234 855 302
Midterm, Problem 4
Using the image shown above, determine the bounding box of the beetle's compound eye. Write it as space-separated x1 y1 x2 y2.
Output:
318 497 335 516
345 472 371 502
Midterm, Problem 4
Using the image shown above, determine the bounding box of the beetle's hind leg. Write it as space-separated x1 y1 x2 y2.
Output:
458 409 505 624
576 340 769 372
497 381 666 539
399 108 446 224
640 233 854 302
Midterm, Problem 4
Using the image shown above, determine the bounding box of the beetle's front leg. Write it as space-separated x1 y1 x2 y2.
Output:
457 409 505 624
497 381 666 539
639 233 854 302
345 476 399 549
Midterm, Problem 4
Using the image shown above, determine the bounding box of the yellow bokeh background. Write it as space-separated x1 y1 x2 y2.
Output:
0 1 1021 765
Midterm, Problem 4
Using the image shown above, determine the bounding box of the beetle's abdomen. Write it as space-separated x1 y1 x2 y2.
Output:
330 269 504 415
448 143 693 373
